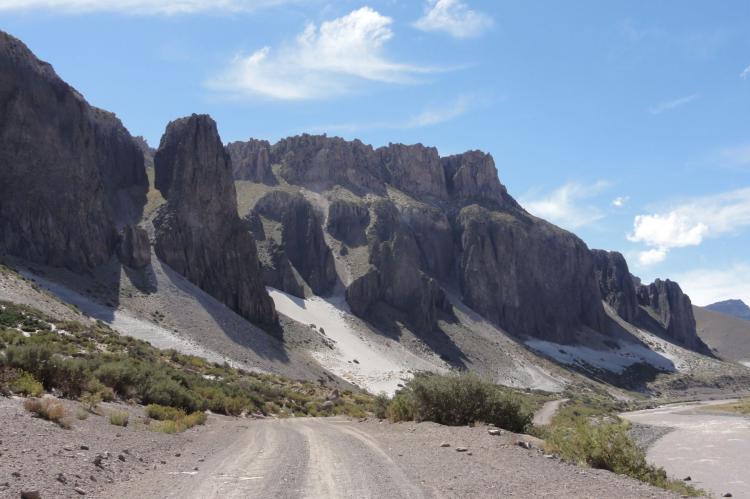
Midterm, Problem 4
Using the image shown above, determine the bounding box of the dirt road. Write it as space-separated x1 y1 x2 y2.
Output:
533 398 569 426
101 417 679 499
622 400 750 498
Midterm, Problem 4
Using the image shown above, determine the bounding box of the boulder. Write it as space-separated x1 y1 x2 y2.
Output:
153 114 277 329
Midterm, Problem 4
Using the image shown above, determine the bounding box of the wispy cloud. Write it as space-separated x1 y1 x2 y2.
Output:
208 7 435 100
628 187 750 265
648 93 699 115
0 0 293 15
741 65 750 80
719 144 750 168
675 263 750 306
611 196 630 208
413 0 492 39
520 181 611 230
312 94 475 133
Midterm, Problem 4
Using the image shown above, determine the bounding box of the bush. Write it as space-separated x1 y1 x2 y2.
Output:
8 371 43 397
546 420 702 496
373 393 390 419
147 404 207 433
24 398 71 428
109 410 129 427
387 373 532 432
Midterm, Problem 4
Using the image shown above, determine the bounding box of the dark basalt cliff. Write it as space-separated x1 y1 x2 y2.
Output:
591 250 639 323
153 114 276 329
0 31 146 270
592 249 705 350
233 134 611 342
227 139 275 184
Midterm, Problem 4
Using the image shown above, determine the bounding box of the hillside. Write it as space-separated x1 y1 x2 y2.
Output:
694 305 750 367
705 299 750 321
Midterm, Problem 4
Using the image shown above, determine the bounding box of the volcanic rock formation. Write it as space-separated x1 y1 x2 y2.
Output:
0 31 146 270
153 114 276 329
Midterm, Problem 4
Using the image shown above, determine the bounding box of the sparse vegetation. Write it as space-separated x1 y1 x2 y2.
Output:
701 398 750 415
23 397 72 428
541 396 703 497
7 370 44 396
384 373 535 433
108 410 129 427
146 404 207 433
0 301 374 422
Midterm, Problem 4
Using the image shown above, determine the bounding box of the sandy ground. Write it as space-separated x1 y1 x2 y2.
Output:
103 415 681 499
269 288 444 395
622 400 750 498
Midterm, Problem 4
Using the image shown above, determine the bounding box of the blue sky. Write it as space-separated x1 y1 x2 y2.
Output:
3 0 749 305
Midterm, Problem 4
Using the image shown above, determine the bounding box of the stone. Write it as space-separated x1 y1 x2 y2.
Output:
683 476 691 481
153 114 277 330
439 442 450 447
20 491 40 499
455 447 468 452
517 441 532 450
722 494 732 498
74 487 86 495
321 400 334 409
117 225 150 269
56 473 67 484
487 429 503 436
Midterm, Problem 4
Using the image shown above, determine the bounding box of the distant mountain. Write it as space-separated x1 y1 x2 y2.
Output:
706 299 750 321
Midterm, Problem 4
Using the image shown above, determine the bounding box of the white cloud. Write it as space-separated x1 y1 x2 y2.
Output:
637 248 667 266
675 263 750 306
612 196 629 208
209 7 434 100
0 0 291 15
741 65 750 80
628 187 750 264
413 0 493 39
521 181 610 230
648 93 699 115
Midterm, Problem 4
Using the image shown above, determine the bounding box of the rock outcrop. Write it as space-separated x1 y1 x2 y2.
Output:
591 250 638 323
153 114 276 329
227 139 275 184
0 31 146 271
377 143 447 200
253 191 336 296
117 225 151 269
346 199 450 332
637 279 704 350
456 205 607 343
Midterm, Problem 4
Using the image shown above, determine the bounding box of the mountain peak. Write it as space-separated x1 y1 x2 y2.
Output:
706 299 750 322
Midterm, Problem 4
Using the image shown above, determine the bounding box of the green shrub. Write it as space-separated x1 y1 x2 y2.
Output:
147 404 207 433
8 371 43 397
109 410 129 427
373 393 390 419
546 419 702 496
387 373 532 432
146 404 186 421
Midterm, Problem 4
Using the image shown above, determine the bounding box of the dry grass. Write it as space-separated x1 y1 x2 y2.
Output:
24 398 72 429
703 398 750 415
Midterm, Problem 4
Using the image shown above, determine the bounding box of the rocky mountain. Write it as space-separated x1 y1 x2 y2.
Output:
706 299 750 321
0 31 147 271
153 114 277 330
232 134 615 343
592 250 706 351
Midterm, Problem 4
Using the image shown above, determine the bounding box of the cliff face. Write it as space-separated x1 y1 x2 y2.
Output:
0 31 146 270
231 134 611 343
592 249 705 351
227 139 275 184
153 114 276 329
591 250 639 323
637 279 703 350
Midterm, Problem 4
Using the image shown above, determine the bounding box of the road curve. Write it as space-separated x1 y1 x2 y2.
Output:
622 400 750 498
533 398 569 426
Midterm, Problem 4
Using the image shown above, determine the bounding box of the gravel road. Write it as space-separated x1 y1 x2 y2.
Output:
101 417 679 499
532 398 569 426
622 400 750 498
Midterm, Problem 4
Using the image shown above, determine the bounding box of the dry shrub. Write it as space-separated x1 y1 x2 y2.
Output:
23 397 72 428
